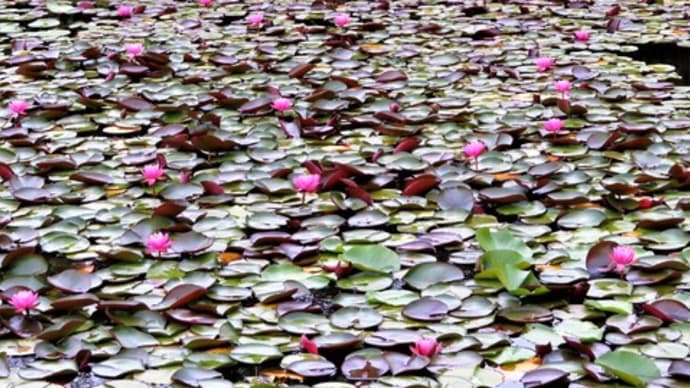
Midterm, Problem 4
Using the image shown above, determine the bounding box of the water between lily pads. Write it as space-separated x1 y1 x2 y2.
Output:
622 43 690 85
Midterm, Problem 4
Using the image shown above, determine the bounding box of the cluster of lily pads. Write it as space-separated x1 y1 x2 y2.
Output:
2 0 690 387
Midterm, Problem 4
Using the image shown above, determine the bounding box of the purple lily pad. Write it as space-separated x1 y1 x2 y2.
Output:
402 297 449 322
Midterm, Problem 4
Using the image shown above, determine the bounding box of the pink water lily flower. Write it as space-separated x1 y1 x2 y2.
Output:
609 245 635 274
544 118 564 133
8 100 28 118
272 97 292 112
301 335 319 354
334 14 351 28
125 43 143 60
179 170 192 184
117 5 133 17
389 102 400 112
9 290 39 314
294 173 321 204
293 174 320 193
463 141 486 171
141 164 164 186
554 80 572 95
638 197 653 209
463 141 486 158
247 13 264 27
146 232 173 255
322 260 352 278
638 196 663 210
535 57 555 72
77 1 95 9
574 30 590 42
410 337 442 357
199 0 212 6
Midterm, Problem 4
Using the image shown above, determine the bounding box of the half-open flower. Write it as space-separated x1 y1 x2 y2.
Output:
536 57 555 72
141 164 164 186
146 232 173 255
609 245 635 274
301 335 318 354
334 14 351 28
410 337 442 357
9 290 39 314
293 174 320 193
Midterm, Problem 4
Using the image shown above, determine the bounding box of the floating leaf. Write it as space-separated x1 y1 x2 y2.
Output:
341 245 400 274
111 326 159 349
230 344 282 364
476 228 532 259
152 284 207 311
595 350 661 387
403 262 465 290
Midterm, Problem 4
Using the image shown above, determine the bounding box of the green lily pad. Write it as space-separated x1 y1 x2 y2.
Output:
341 244 400 274
595 350 661 387
230 344 282 365
555 319 605 343
403 262 465 290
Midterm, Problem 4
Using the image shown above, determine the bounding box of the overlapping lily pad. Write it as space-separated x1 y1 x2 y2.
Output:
1 0 690 386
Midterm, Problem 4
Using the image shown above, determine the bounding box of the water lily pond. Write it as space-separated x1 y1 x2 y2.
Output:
2 0 690 387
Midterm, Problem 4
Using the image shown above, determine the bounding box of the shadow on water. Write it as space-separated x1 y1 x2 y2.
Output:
621 43 690 86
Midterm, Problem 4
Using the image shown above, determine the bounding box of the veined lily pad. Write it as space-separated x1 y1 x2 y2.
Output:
403 262 465 290
230 344 282 364
595 350 661 386
341 244 400 274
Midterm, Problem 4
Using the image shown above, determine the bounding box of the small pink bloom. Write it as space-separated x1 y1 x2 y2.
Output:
8 100 28 117
334 14 351 28
389 102 400 112
77 1 95 9
247 13 264 26
410 337 442 357
301 335 319 354
609 245 635 274
293 174 320 193
117 5 133 17
199 0 212 6
322 261 352 278
543 118 564 133
574 30 590 42
179 170 192 184
638 196 663 210
272 97 292 112
146 232 173 255
463 141 486 159
9 290 39 314
638 197 653 209
124 43 143 60
141 164 165 186
554 80 572 95
535 57 555 72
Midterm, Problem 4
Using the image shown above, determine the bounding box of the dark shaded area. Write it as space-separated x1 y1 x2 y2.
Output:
622 43 690 86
